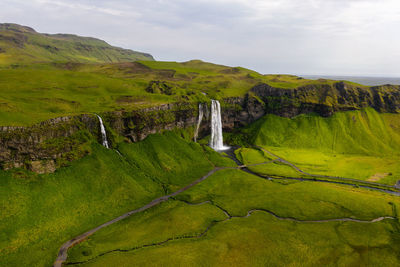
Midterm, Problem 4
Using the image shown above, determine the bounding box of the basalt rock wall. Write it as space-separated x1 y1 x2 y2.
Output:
102 96 266 143
1 81 399 173
251 82 400 117
0 115 98 173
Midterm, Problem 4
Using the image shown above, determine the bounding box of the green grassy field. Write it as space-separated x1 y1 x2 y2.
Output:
0 58 365 126
67 200 227 263
249 108 400 156
236 108 400 185
74 213 399 267
0 64 173 125
66 169 400 266
2 22 400 267
0 133 226 267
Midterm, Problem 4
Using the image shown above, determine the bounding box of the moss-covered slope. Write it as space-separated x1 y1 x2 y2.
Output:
0 132 224 266
248 108 400 156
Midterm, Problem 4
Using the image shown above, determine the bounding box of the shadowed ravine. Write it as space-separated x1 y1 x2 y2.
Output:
54 147 400 266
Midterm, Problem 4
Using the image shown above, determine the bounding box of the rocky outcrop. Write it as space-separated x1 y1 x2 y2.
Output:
251 82 400 117
104 103 197 142
1 81 400 173
0 115 98 173
102 96 266 143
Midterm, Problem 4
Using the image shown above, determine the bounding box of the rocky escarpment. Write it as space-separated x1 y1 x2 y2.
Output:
0 97 265 173
251 82 400 117
0 115 99 173
1 81 400 173
103 80 400 145
102 96 265 143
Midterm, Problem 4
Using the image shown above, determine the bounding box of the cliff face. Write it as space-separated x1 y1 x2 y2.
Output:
1 81 399 173
251 82 400 117
104 103 198 142
0 97 265 173
103 97 266 142
0 115 98 173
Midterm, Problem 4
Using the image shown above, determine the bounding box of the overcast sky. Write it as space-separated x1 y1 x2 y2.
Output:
1 0 400 76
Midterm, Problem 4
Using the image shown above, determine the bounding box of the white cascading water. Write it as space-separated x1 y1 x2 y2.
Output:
210 100 229 150
194 103 204 142
96 114 109 149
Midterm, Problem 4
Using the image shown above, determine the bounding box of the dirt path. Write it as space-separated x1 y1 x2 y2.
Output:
256 146 400 193
54 147 399 266
53 167 222 267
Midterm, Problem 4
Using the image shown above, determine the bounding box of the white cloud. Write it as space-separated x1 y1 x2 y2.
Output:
0 0 399 76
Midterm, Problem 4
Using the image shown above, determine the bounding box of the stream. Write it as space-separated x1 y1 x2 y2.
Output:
54 146 399 267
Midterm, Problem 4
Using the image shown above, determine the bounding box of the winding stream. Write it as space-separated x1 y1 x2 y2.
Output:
65 198 395 266
225 146 400 196
54 147 399 266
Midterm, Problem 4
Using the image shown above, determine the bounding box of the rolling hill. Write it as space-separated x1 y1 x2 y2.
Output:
0 23 154 65
1 23 400 267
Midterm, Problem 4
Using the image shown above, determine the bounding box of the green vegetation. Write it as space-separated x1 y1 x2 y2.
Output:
67 200 227 263
0 132 223 266
0 64 173 125
116 132 214 192
2 23 400 267
67 169 400 266
75 213 399 267
0 60 360 126
250 108 400 155
265 147 400 185
0 53 367 126
238 108 400 185
0 23 153 65
180 169 399 219
235 147 301 177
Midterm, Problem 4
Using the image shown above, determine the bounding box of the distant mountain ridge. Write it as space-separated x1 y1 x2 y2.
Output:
0 23 154 64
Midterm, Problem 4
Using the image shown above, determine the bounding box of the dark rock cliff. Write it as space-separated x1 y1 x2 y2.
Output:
251 82 400 117
103 103 198 142
0 115 98 173
1 81 399 173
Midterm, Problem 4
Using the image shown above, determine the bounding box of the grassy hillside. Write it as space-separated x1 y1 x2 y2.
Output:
2 22 400 267
0 132 227 266
0 59 368 126
250 108 400 156
236 108 400 184
0 23 153 65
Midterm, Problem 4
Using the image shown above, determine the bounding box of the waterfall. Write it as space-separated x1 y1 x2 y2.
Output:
194 103 204 142
96 114 109 149
210 100 229 151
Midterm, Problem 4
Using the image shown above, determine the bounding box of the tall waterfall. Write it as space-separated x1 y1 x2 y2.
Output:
96 114 109 149
194 103 204 142
210 100 229 150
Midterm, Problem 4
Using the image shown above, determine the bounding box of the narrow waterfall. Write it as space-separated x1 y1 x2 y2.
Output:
194 103 204 142
210 100 229 150
96 114 110 149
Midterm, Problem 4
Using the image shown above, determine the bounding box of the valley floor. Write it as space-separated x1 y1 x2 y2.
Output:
64 147 400 267
1 131 400 267
65 168 400 267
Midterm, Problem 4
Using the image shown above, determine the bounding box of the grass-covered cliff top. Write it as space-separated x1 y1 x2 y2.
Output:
0 58 384 126
2 23 399 126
